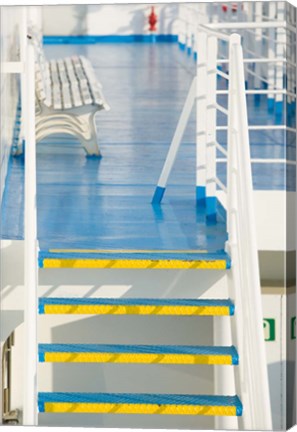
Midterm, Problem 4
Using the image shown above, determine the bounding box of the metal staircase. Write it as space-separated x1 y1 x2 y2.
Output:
21 17 272 432
36 274 241 418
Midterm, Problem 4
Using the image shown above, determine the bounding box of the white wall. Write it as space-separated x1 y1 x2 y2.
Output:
42 4 180 36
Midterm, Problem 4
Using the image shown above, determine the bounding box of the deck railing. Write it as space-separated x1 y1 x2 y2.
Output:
0 6 38 425
152 26 273 429
196 30 273 431
22 8 39 426
177 2 296 114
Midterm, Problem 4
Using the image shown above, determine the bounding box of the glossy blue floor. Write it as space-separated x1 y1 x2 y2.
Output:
1 42 295 258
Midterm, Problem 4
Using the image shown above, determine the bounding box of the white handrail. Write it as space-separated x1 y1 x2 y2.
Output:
23 37 38 426
152 21 275 428
209 20 295 31
226 33 272 430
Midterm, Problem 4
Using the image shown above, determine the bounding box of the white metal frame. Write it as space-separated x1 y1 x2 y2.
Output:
0 7 38 425
226 34 272 430
153 26 273 429
23 36 38 426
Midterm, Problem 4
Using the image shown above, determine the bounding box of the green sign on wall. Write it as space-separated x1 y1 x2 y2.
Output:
263 318 276 342
291 317 296 340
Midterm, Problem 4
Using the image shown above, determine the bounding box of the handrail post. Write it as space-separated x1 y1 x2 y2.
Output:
196 31 207 206
205 35 218 222
267 2 276 111
23 37 38 426
275 2 285 115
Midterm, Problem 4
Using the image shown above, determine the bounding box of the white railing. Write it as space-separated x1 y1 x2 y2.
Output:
152 26 273 429
198 29 275 431
225 33 272 430
197 28 273 431
23 35 38 426
23 8 39 426
176 2 296 115
1 6 38 426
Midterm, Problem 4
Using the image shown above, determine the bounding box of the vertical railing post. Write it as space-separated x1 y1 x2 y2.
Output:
254 2 263 101
205 35 217 222
23 36 38 426
275 2 285 116
267 2 276 112
196 31 207 206
19 7 27 153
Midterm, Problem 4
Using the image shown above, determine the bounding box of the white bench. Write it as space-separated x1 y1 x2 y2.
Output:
17 31 110 156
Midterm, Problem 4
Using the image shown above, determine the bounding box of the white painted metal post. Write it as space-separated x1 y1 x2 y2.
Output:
287 4 295 107
227 35 250 431
214 316 237 430
275 2 285 116
152 77 196 204
254 2 263 92
196 31 207 206
267 2 276 112
18 7 27 155
23 38 38 426
205 35 217 222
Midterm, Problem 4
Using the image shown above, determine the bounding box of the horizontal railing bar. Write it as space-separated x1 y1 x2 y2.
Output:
215 103 228 116
216 125 297 132
208 21 296 32
215 141 228 157
251 159 297 165
216 158 296 165
217 58 296 67
216 69 229 80
215 177 227 192
216 89 296 98
198 24 231 42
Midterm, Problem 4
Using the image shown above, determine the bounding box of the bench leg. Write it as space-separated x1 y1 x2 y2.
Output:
79 113 101 157
35 112 102 157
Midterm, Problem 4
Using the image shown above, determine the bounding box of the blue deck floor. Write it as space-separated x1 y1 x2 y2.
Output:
1 43 295 257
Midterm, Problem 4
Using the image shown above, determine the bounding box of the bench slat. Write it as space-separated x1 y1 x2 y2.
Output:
64 58 83 107
79 56 107 107
57 59 73 110
72 56 93 105
36 63 52 107
50 60 62 110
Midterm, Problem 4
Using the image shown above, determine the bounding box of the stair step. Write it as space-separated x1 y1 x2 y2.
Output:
38 298 234 316
39 250 231 270
38 344 239 365
38 392 242 416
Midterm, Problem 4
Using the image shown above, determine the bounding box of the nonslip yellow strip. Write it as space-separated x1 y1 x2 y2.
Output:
44 352 233 365
43 304 231 316
43 402 237 416
42 258 227 270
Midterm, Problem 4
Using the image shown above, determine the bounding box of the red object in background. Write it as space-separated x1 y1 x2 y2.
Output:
222 3 238 13
231 3 238 13
148 7 157 32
